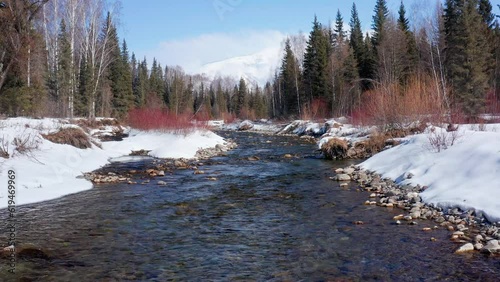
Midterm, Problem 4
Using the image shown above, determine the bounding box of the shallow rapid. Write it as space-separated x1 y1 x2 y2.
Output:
1 131 499 281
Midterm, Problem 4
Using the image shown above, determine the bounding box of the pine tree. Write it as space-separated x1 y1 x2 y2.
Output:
333 9 346 47
57 19 72 117
110 40 134 118
76 55 90 116
372 0 389 50
135 58 149 107
397 1 418 84
444 0 490 117
280 38 301 117
303 16 330 110
349 3 364 64
235 77 247 117
478 0 495 28
149 58 164 101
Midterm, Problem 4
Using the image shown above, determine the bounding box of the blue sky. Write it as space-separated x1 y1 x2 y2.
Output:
119 0 500 74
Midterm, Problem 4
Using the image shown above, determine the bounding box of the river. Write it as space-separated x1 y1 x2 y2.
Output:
1 131 499 281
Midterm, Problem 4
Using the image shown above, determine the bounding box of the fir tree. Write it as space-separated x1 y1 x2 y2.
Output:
110 39 134 118
303 16 330 109
280 38 301 117
397 1 418 84
333 10 346 47
57 19 72 117
349 3 364 64
478 0 495 28
444 0 490 116
371 0 389 50
235 77 247 117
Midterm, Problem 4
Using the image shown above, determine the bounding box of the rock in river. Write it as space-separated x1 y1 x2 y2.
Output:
333 174 351 181
455 243 474 253
481 240 500 254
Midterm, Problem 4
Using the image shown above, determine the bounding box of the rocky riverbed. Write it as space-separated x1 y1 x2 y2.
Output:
83 139 237 184
332 165 500 256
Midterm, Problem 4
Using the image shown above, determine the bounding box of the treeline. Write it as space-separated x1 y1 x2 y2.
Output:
0 0 499 122
0 0 269 120
274 0 500 121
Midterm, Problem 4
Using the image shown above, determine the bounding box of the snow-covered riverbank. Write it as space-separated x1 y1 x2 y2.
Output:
361 125 500 223
0 118 227 209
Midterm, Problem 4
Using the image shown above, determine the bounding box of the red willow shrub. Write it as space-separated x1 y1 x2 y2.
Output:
353 75 446 130
127 108 208 134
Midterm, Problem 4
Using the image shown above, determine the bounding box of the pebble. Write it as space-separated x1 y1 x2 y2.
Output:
481 240 500 254
393 214 404 220
455 243 474 253
343 166 500 254
334 174 351 181
474 243 484 250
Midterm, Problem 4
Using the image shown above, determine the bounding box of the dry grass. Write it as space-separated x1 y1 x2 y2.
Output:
70 118 120 133
13 133 42 155
0 137 9 158
42 128 92 149
321 138 348 160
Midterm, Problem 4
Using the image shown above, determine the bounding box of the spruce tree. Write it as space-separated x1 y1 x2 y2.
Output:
57 19 72 117
478 0 495 28
444 0 490 117
397 1 418 84
372 0 389 50
303 16 330 110
280 38 301 117
333 10 346 47
349 3 364 64
235 77 247 117
110 39 134 118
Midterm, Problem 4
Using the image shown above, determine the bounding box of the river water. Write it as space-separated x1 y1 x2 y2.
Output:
1 131 499 281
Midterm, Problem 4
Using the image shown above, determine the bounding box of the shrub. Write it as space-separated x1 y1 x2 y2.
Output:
321 138 348 160
13 133 42 155
356 75 446 130
42 128 92 149
0 137 9 158
127 108 208 134
426 126 461 153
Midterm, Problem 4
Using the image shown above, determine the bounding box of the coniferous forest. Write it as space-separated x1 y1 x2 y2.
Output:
1 0 500 124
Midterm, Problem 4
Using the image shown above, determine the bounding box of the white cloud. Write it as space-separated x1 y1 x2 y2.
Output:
142 30 287 75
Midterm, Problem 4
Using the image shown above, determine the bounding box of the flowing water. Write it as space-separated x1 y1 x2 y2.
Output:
1 131 499 281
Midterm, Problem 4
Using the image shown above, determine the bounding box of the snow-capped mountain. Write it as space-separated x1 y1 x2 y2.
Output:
199 47 282 87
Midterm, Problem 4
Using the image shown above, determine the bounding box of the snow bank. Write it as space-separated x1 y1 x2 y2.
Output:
0 118 226 208
361 125 500 222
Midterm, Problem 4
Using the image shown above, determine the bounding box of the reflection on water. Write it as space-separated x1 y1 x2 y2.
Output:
1 131 499 281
